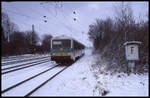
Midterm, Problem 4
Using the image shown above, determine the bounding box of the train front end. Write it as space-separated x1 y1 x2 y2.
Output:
50 38 73 64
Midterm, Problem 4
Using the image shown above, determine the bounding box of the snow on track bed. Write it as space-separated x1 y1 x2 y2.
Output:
2 55 42 62
2 55 50 65
1 57 50 70
2 65 69 96
1 65 59 94
1 59 50 75
2 54 34 60
2 54 49 62
2 61 56 91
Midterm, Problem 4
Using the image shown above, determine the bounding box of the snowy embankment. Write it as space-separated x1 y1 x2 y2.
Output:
91 53 149 96
91 68 148 96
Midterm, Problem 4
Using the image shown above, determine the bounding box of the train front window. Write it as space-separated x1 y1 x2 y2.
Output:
52 39 71 49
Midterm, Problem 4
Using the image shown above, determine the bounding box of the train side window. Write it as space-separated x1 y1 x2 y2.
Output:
73 40 84 50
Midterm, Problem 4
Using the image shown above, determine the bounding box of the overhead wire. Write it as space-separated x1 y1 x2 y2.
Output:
56 2 87 33
51 2 86 45
39 1 88 45
40 2 74 34
57 2 88 41
4 2 70 36
59 2 89 45
49 2 81 34
3 2 86 39
37 2 79 35
2 8 41 20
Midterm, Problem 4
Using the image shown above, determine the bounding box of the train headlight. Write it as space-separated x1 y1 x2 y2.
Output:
67 53 71 55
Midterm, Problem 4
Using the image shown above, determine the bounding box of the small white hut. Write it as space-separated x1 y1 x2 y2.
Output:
123 41 142 61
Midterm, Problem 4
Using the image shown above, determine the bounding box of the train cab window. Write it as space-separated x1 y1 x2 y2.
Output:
52 39 71 49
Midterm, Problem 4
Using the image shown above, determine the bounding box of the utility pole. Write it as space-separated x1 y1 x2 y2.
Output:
32 24 34 54
32 24 34 42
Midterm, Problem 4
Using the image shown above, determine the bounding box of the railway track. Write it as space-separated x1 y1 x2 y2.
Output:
25 66 69 97
2 55 50 66
1 54 83 96
2 54 47 61
1 64 59 94
2 55 28 60
2 59 51 75
2 58 50 71
1 64 70 96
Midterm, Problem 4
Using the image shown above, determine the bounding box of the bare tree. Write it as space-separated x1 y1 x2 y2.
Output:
9 31 27 55
2 12 19 42
25 31 40 53
41 34 53 53
114 2 135 41
88 18 114 52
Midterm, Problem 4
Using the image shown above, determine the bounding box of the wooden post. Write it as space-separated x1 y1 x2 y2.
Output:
128 61 135 73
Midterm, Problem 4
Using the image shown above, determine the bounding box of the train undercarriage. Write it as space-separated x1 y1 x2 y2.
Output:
51 56 74 64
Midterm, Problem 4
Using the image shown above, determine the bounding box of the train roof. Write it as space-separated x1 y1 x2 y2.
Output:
52 35 85 47
51 36 73 40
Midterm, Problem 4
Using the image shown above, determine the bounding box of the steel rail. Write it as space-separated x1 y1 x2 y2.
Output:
2 55 44 62
24 66 69 97
2 58 50 71
2 56 50 66
2 59 50 75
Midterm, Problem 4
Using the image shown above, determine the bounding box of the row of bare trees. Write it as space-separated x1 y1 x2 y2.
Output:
2 12 53 56
88 3 148 74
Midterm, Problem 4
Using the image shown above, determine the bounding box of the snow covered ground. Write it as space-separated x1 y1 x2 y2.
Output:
91 69 149 96
90 54 149 96
31 48 149 96
1 49 148 96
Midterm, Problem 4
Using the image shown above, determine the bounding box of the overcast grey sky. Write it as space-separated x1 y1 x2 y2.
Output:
1 1 148 47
